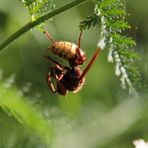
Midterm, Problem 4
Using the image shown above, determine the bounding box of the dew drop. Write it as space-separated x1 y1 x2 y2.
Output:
22 82 32 93
18 90 24 97
3 74 16 89
35 92 42 98
43 108 51 118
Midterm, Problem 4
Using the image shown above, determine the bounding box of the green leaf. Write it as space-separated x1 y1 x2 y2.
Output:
99 0 119 8
79 14 99 30
19 0 55 21
0 80 53 143
112 34 136 46
104 9 125 16
107 20 130 31
94 0 141 93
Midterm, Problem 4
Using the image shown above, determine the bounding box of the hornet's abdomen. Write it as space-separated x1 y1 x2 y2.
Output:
51 41 78 60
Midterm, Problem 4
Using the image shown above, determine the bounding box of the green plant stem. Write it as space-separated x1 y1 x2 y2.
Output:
0 0 87 52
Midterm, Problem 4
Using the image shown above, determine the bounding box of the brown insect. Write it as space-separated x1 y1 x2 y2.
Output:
44 48 101 96
44 30 87 67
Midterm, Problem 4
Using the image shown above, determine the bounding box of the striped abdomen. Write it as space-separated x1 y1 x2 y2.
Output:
49 41 85 60
51 41 81 60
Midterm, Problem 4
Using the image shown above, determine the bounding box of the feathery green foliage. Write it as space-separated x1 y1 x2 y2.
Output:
80 14 99 30
0 0 87 51
19 0 56 31
0 74 53 144
19 0 55 21
80 0 140 96
0 0 147 147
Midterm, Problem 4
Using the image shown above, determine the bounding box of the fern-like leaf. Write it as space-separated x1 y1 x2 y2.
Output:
0 73 53 143
19 0 55 31
79 14 99 30
19 0 55 20
80 0 140 97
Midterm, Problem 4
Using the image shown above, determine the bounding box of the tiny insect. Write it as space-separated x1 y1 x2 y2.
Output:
44 30 87 67
44 48 101 96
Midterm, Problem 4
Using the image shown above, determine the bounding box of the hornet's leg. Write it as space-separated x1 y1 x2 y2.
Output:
47 69 68 96
44 55 63 69
46 72 56 93
57 82 68 96
48 65 64 81
76 30 84 60
44 55 67 80
44 31 55 43
79 48 101 82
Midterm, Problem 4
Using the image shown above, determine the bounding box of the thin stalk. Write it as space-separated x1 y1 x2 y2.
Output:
0 0 87 52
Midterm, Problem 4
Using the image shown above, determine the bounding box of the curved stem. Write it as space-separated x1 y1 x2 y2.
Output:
0 0 87 52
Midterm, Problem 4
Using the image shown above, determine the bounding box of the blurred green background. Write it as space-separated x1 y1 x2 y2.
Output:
0 0 148 147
